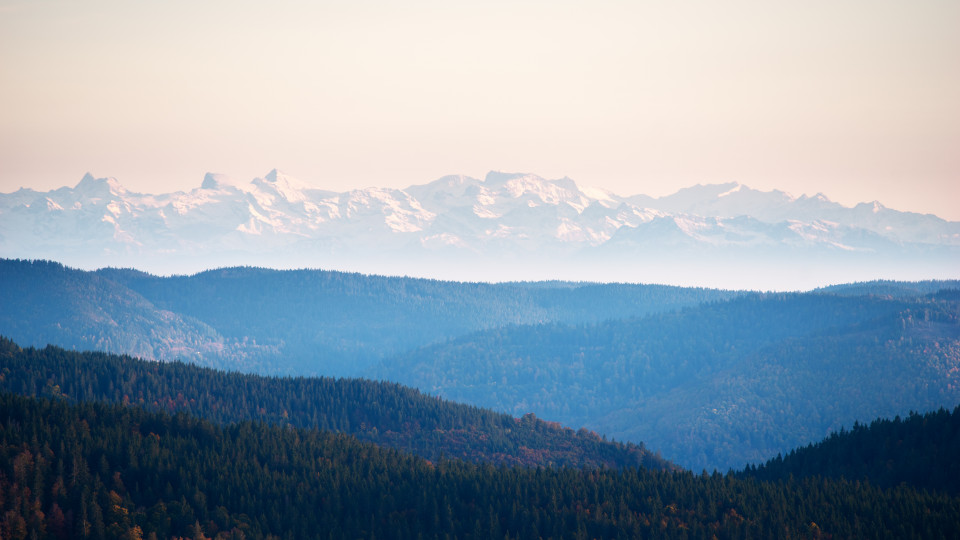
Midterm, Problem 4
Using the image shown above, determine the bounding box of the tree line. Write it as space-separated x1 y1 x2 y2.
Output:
2 392 959 539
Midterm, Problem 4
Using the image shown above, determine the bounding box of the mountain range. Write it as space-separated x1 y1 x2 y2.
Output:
3 170 958 289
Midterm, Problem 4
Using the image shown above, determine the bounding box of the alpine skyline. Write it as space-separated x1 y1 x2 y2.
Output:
1 1 958 220
3 169 956 290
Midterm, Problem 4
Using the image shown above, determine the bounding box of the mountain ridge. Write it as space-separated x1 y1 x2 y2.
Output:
0 335 672 470
742 405 960 495
3 171 957 289
0 258 740 375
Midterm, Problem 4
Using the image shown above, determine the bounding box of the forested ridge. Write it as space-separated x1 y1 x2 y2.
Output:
814 279 960 298
0 337 669 470
0 258 738 375
2 392 960 539
744 405 960 495
376 290 960 470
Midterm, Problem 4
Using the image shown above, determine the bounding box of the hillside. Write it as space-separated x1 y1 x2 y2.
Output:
743 405 960 495
0 260 264 367
0 336 670 470
374 290 960 471
3 392 959 539
0 258 736 375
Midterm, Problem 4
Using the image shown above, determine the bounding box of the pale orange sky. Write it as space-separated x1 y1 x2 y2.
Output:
1 0 958 219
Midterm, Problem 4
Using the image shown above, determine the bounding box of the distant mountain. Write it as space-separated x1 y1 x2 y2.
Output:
2 171 957 288
743 406 960 496
374 287 960 471
0 258 737 375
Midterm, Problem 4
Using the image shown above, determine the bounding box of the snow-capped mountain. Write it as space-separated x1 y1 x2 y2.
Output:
1 170 957 289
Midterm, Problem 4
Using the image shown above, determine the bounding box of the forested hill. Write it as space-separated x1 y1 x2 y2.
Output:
375 290 960 471
0 258 739 375
0 260 242 368
0 336 670 470
814 279 960 298
3 392 960 539
743 405 960 495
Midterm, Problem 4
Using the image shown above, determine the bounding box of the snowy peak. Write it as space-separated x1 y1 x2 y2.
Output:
654 182 792 214
854 200 888 214
200 173 240 191
482 171 569 195
480 171 596 211
262 168 289 184
716 183 744 197
404 175 484 213
657 182 741 209
251 169 314 189
200 173 220 190
483 171 529 186
409 174 481 193
250 169 316 203
75 173 127 197
795 192 836 207
406 174 482 198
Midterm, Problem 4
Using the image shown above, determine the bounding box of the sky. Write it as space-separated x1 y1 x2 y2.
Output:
1 0 958 219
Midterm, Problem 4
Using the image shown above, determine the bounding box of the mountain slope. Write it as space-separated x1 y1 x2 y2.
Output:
0 260 282 373
0 259 275 371
374 289 960 471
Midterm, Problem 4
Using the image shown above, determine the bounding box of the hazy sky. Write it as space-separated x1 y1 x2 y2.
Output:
2 0 958 219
